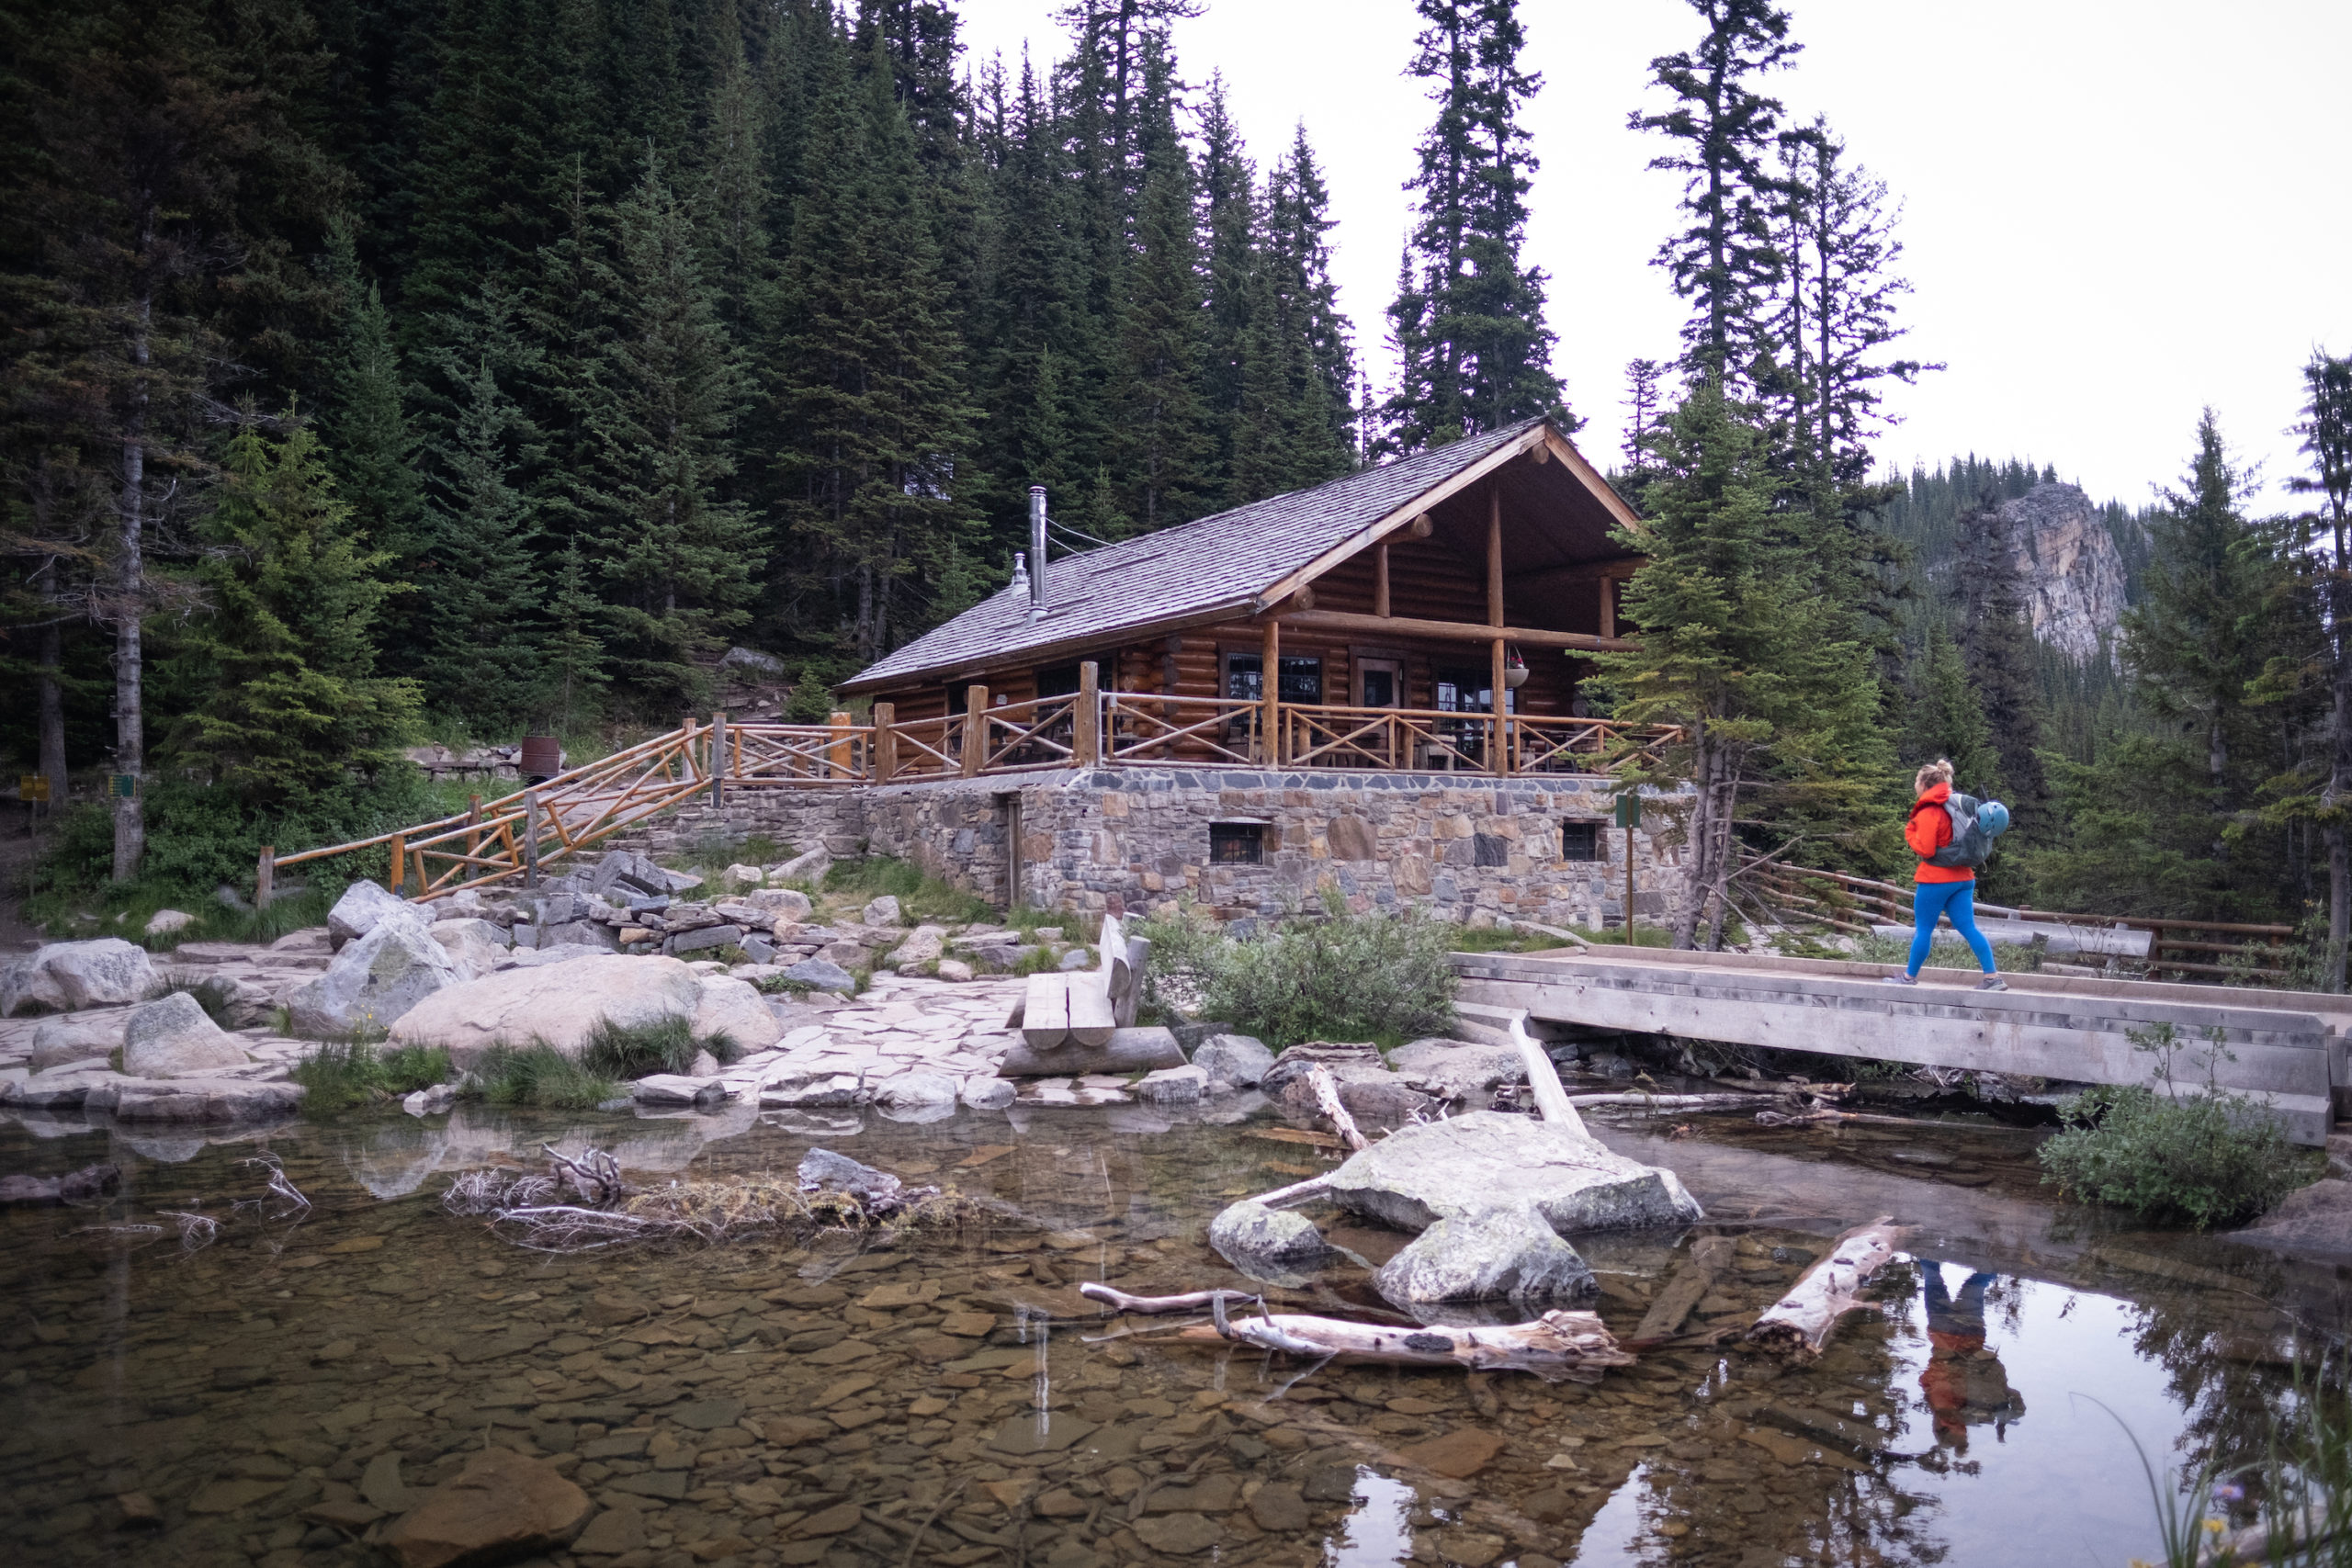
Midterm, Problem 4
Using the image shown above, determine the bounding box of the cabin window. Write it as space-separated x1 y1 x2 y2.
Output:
1035 664 1082 698
1434 668 1515 714
1224 654 1323 704
1209 822 1265 864
1562 821 1602 862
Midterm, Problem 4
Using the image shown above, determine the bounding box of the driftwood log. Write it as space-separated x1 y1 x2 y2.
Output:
1080 1282 1634 1374
1744 1215 1910 1360
995 1026 1186 1078
1627 1235 1736 1346
1080 1283 1263 1315
1506 1010 1588 1134
1306 1066 1369 1151
1573 1092 1798 1112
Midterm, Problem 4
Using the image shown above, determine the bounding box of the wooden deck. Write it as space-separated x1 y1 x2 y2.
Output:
1453 946 2352 1145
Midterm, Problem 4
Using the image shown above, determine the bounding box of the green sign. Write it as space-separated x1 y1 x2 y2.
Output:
107 773 139 799
1613 791 1643 829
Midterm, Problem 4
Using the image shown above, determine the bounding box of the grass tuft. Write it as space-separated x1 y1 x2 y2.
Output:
471 1043 621 1110
822 855 994 926
290 1039 456 1115
579 1014 743 1079
150 974 239 1027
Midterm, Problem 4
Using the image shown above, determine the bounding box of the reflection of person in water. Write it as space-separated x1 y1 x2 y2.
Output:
1919 1261 2026 1450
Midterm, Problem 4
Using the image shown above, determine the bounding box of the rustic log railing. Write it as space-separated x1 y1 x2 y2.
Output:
266 663 1684 902
1741 860 2301 981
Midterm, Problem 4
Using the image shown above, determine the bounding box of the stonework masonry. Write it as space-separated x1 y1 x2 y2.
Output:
614 768 1690 931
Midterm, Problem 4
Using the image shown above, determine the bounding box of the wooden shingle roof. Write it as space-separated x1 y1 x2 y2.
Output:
844 422 1578 694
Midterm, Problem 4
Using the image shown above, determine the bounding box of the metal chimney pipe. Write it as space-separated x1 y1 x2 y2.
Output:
1027 486 1048 619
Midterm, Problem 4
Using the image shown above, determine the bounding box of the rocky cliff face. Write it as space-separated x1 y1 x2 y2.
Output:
2001 482 2128 662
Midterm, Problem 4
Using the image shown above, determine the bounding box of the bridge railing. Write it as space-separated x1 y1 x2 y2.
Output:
1742 859 2301 982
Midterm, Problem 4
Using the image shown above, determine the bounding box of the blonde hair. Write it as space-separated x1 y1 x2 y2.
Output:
1915 757 1954 795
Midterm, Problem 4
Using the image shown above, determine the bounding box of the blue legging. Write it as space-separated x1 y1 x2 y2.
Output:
1911 880 1997 976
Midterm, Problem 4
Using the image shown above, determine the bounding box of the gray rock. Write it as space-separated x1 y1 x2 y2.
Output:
1389 1038 1526 1097
1258 1040 1388 1098
143 908 196 940
120 992 249 1077
1207 1198 1345 1284
1371 1205 1597 1307
28 1010 130 1070
0 1162 119 1204
326 881 411 951
496 943 612 970
429 918 512 980
1056 947 1092 972
935 958 974 983
2233 1179 2352 1257
287 910 457 1036
665 923 744 957
401 1083 458 1116
970 943 1038 975
761 1072 869 1108
1192 1033 1275 1088
873 1070 960 1122
861 895 903 928
662 869 704 894
0 1068 131 1109
1318 1111 1702 1235
721 863 766 891
1136 1064 1208 1104
2 938 158 1015
816 941 871 970
632 1074 726 1106
104 1077 305 1122
771 845 831 883
784 959 858 995
888 924 949 967
740 934 776 964
960 1076 1016 1110
746 888 813 919
539 918 616 951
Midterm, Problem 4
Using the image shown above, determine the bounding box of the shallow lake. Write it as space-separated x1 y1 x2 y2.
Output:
0 1093 2337 1568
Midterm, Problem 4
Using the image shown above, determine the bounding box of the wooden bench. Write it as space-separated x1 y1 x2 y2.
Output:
1020 913 1144 1051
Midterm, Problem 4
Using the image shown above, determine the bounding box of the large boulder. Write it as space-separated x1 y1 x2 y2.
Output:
2233 1179 2352 1258
873 1070 960 1122
888 924 949 968
746 887 813 920
326 881 412 951
120 992 249 1077
288 910 456 1037
1 939 158 1015
692 976 781 1052
1318 1111 1702 1235
387 954 705 1064
28 1011 130 1070
381 1448 594 1568
1372 1205 1597 1307
429 919 512 981
1192 1033 1275 1089
1389 1038 1527 1100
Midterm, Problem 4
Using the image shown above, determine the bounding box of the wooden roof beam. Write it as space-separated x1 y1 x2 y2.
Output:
1276 607 1634 654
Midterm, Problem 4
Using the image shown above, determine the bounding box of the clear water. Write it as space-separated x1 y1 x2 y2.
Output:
0 1098 2332 1568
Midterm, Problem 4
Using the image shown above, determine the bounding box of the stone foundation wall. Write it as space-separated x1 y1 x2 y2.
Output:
611 768 1689 931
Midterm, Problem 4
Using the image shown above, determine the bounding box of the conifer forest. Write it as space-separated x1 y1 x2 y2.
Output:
3 0 2348 983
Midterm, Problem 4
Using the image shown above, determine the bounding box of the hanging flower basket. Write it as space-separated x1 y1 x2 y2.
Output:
1502 647 1530 690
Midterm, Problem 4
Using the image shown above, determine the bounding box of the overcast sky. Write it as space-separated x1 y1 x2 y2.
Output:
954 0 2349 512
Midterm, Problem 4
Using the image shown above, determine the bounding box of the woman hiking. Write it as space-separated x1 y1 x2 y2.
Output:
1884 758 2006 990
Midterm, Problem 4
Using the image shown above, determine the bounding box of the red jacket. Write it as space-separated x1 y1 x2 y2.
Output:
1907 784 1973 885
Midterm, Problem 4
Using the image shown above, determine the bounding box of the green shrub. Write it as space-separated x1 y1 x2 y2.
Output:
1140 894 1457 1048
290 1039 456 1114
821 856 993 925
579 1014 742 1079
470 1043 619 1109
2039 1084 2317 1229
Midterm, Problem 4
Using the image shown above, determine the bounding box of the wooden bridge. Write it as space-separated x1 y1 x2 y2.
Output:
1454 945 2352 1145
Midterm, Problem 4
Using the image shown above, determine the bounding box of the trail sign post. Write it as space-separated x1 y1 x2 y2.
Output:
1614 791 1642 942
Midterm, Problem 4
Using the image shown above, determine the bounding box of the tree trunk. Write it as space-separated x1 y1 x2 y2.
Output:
1671 732 1715 951
2327 557 2352 992
111 286 150 883
2208 715 2229 867
37 610 67 810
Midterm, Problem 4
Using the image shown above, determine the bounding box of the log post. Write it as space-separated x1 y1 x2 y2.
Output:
388 831 406 895
962 685 989 778
1075 660 1101 766
1599 577 1616 640
827 709 852 777
1374 542 1391 617
1487 487 1505 628
709 710 726 806
1491 636 1510 775
1261 617 1282 767
255 846 275 910
872 702 897 783
524 790 541 888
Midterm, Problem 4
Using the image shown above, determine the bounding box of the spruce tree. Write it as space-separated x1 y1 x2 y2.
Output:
1271 126 1360 468
171 416 420 805
580 147 760 703
1112 37 1210 531
1630 0 1801 388
319 218 429 671
2291 351 2352 987
423 354 545 731
1953 488 2049 819
1904 624 2003 798
538 540 609 731
1384 0 1563 453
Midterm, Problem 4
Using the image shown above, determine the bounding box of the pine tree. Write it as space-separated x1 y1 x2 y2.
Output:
1384 0 1563 454
2290 351 2352 987
538 540 608 731
1270 125 1359 468
2122 412 2269 864
318 217 428 669
1630 0 1801 388
773 28 979 664
1112 36 1209 531
422 353 544 730
171 415 420 805
1594 379 1876 947
1904 624 2004 798
1953 488 2049 820
580 146 760 703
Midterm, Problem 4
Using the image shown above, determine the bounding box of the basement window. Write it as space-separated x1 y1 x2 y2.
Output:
1209 822 1266 864
1562 821 1602 862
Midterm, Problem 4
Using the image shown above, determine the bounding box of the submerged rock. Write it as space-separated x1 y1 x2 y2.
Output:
0 1162 119 1204
2233 1179 2352 1257
120 991 249 1077
1373 1204 1597 1307
1207 1197 1345 1283
380 1447 593 1568
100 1077 305 1122
797 1147 902 1203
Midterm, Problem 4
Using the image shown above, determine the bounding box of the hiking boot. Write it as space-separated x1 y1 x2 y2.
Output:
1977 976 2009 992
1878 972 1918 986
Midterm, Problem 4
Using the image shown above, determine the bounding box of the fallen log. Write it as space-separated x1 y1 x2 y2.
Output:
1754 1106 2027 1134
1507 1010 1587 1134
1306 1065 1369 1151
1573 1092 1794 1112
1168 1292 1634 1374
994 1026 1186 1077
1080 1283 1265 1315
1744 1214 1910 1360
1627 1235 1735 1346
